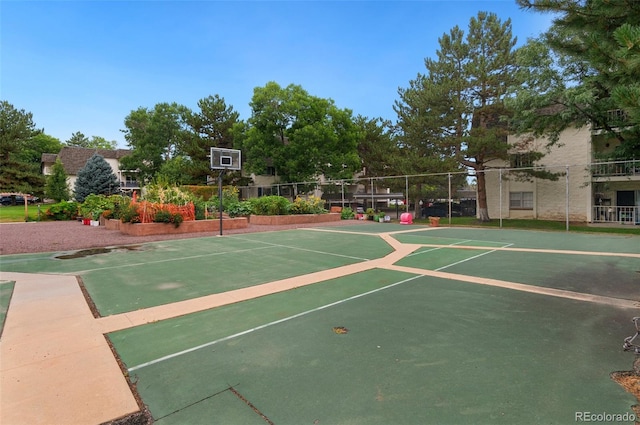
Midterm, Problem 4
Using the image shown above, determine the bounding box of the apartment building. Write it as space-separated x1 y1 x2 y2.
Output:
485 115 640 224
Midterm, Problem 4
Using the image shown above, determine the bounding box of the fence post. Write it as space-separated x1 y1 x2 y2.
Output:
405 175 409 213
565 165 570 231
448 173 452 226
499 168 503 229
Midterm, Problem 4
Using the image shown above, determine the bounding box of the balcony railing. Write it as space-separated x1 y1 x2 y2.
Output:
592 109 631 130
592 206 639 224
591 160 640 178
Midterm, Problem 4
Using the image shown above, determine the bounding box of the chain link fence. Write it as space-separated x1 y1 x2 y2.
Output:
236 160 640 227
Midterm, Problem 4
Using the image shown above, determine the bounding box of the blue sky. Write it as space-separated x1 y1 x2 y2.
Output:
2 1 553 149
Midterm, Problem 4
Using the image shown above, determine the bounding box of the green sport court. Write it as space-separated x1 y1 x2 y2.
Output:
1 224 638 424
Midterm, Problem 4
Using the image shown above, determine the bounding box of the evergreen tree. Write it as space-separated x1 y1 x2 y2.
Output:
182 95 241 184
65 131 90 147
0 101 46 196
516 0 640 158
74 153 120 202
395 12 521 221
45 158 70 202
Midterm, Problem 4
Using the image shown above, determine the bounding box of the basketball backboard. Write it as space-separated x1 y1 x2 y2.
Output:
210 148 241 171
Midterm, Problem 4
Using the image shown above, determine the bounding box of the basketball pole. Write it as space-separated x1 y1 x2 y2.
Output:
218 168 225 236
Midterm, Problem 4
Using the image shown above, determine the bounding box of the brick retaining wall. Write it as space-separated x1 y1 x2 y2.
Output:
248 213 341 225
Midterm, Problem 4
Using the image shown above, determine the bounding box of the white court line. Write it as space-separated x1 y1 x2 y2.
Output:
231 236 370 261
435 243 514 271
127 274 423 372
406 239 473 258
69 236 369 275
68 245 275 274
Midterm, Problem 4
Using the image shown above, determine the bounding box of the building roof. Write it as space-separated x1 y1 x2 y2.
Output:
41 147 132 175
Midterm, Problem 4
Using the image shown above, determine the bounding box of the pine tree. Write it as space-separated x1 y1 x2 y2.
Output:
516 0 640 158
45 158 70 202
74 153 120 202
395 12 520 221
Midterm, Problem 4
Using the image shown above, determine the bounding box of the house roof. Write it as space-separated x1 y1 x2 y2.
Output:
41 147 132 175
41 153 58 163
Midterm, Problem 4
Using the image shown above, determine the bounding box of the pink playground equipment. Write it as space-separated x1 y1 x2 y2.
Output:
400 212 413 225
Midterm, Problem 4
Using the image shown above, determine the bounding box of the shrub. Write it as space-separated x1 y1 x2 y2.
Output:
108 195 129 220
153 210 172 223
289 195 327 215
45 201 79 221
340 207 355 220
152 210 183 227
120 203 141 223
209 186 240 212
144 176 194 205
171 212 184 227
80 194 115 220
249 196 291 215
183 185 217 200
226 201 254 218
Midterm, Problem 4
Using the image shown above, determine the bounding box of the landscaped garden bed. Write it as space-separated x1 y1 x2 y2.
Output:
119 217 248 236
249 213 340 225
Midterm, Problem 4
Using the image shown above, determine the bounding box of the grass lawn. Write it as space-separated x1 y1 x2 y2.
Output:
413 216 640 235
0 205 46 222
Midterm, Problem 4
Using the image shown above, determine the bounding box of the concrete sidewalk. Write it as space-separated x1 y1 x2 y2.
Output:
0 272 139 425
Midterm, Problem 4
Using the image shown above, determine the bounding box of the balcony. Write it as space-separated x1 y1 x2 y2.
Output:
591 160 640 179
120 181 141 189
592 109 631 131
592 206 639 224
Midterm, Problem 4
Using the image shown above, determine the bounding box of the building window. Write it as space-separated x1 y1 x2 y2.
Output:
510 192 533 209
510 153 533 169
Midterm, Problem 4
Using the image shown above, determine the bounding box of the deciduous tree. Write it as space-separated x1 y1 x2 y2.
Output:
120 102 190 183
239 82 360 186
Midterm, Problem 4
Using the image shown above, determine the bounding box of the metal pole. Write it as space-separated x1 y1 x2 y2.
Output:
499 168 503 229
219 169 225 236
565 165 570 231
341 180 345 208
405 175 409 213
370 178 374 211
448 173 452 226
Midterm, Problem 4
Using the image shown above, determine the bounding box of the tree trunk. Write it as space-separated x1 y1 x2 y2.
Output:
476 169 491 222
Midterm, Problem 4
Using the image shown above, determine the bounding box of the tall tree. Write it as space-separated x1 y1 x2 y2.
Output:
65 132 117 149
516 0 640 158
65 131 90 147
74 153 120 202
239 82 361 185
354 116 400 178
0 101 45 195
183 95 240 184
120 102 190 183
395 12 520 221
16 133 62 164
88 136 117 150
45 158 70 202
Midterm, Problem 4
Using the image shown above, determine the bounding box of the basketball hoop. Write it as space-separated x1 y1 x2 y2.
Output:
210 148 242 235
